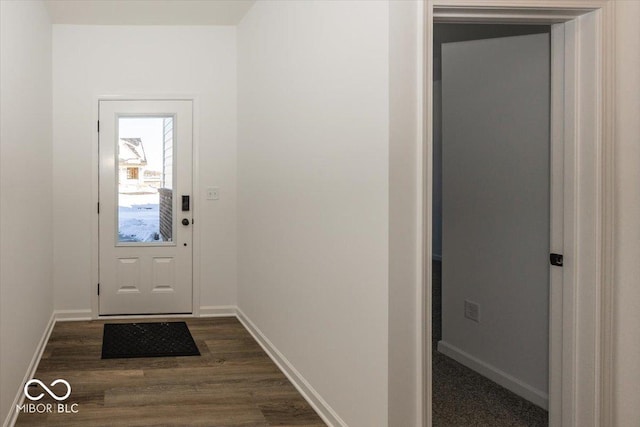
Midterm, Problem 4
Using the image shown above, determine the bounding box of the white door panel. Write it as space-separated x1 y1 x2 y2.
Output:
99 100 193 315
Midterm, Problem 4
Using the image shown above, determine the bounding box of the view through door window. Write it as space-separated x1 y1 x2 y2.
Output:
117 117 174 243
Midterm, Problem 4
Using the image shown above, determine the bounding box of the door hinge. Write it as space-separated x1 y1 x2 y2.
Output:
550 253 563 267
97 120 100 132
97 202 100 214
97 283 100 295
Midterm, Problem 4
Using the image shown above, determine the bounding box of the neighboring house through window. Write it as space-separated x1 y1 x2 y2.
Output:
118 137 147 184
127 167 139 180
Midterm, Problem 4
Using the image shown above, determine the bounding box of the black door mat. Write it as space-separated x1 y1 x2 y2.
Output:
102 321 200 359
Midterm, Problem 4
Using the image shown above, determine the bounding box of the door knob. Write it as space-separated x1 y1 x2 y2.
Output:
182 218 190 226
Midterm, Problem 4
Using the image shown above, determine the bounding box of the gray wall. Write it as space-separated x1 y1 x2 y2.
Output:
439 32 550 404
432 24 549 259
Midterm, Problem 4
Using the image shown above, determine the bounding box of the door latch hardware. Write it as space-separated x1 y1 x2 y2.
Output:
550 253 563 267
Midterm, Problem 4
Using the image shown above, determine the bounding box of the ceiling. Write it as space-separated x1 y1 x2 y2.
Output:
44 0 256 25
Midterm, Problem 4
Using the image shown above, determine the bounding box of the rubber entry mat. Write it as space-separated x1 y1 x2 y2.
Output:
101 321 200 359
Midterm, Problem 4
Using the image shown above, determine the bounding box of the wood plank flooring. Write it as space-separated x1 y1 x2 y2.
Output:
15 317 326 427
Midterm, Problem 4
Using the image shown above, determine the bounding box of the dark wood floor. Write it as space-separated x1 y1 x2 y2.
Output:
16 317 326 426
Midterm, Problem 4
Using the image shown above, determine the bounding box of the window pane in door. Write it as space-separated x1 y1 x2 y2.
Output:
117 117 174 244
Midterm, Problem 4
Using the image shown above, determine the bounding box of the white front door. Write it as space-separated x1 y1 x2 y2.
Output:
99 100 193 315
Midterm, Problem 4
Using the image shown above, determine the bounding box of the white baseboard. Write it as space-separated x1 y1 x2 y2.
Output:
54 309 92 322
198 305 237 317
236 308 346 427
3 311 56 427
437 340 548 409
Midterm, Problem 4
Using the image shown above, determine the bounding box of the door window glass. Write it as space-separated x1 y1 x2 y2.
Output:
117 117 175 244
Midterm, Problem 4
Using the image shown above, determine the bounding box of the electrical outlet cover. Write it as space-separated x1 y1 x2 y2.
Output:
464 300 480 322
206 187 219 200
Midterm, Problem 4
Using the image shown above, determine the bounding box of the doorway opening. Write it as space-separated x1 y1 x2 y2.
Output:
97 99 194 316
422 4 614 427
432 23 552 426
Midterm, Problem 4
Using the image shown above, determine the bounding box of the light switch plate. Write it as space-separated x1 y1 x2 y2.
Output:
206 187 219 200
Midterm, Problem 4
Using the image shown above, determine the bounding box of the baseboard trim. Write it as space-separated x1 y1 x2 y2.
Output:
198 305 237 317
437 340 548 409
54 309 92 322
3 311 56 427
236 308 346 427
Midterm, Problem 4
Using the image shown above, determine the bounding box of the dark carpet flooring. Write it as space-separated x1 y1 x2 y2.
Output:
432 260 548 426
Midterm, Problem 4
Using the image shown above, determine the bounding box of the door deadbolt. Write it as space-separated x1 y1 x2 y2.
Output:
182 218 190 226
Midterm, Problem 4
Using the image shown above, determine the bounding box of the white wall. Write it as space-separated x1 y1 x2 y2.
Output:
0 0 53 423
613 2 640 425
52 25 237 313
237 1 389 425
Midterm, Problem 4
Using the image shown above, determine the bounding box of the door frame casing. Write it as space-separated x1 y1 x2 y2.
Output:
91 94 202 319
420 1 615 426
